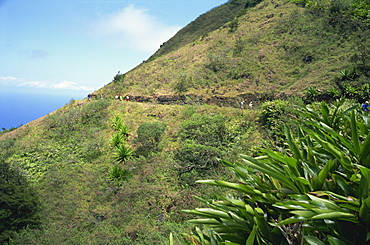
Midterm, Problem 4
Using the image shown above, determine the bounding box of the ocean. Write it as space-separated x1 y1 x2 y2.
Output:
0 92 84 130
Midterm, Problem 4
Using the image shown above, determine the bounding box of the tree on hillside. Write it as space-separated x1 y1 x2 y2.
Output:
179 99 370 244
0 139 41 243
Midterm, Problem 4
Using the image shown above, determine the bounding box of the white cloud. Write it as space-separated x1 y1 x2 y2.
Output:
51 81 94 91
94 4 181 53
0 76 20 83
18 80 48 88
0 76 95 91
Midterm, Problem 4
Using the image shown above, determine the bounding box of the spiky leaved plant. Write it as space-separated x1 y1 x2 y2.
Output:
180 98 370 244
110 132 123 148
115 143 133 164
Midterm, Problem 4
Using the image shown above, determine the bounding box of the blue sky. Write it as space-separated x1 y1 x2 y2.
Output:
0 0 227 99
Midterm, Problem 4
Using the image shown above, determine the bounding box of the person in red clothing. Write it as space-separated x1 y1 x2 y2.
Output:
125 95 130 101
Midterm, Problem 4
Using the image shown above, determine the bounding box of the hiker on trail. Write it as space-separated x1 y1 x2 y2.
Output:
87 94 91 101
100 94 105 99
240 101 245 109
362 101 370 112
125 95 130 101
249 101 253 109
115 94 119 100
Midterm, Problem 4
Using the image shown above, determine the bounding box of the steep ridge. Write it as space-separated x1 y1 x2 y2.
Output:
96 0 369 104
148 0 264 61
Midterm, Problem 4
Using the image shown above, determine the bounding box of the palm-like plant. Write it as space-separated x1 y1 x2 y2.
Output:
112 116 130 138
109 165 130 181
115 143 133 164
111 116 123 130
110 132 123 148
180 99 370 244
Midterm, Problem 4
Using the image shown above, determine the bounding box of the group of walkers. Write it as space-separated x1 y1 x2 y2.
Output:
87 94 105 101
87 94 130 101
115 94 130 101
240 101 253 109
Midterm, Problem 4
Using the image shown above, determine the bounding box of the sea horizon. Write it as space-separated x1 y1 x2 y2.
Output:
0 92 85 130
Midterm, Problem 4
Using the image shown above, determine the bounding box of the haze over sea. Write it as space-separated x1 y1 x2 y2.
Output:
0 92 85 130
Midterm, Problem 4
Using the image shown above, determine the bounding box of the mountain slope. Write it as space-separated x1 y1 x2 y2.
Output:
147 0 263 61
1 0 370 244
98 0 369 103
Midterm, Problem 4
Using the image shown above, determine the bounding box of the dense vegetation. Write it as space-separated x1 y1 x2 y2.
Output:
1 0 370 244
0 98 261 244
180 99 370 244
0 139 40 243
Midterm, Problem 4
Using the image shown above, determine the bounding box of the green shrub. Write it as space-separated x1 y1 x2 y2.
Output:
0 162 41 243
178 113 230 147
260 100 290 143
228 18 239 33
327 87 341 99
112 73 125 83
134 122 166 156
174 143 223 174
304 86 322 102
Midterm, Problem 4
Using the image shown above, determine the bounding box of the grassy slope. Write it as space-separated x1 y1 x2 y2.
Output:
1 98 262 244
98 0 361 102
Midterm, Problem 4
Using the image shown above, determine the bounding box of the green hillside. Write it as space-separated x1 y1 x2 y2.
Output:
1 0 370 244
0 99 263 244
99 0 370 103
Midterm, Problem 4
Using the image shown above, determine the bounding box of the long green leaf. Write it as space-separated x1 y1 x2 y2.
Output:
169 232 174 245
254 208 271 240
358 165 370 202
360 132 370 168
311 212 357 222
305 236 326 245
277 217 305 226
327 236 347 245
285 126 302 160
320 101 330 125
359 196 370 224
246 225 257 245
263 150 298 169
240 154 300 193
307 194 344 211
332 174 354 196
311 159 334 190
195 227 205 244
309 134 353 173
351 111 361 156
290 210 317 218
196 180 263 196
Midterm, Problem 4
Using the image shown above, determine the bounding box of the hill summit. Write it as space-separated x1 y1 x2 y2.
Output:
97 0 370 104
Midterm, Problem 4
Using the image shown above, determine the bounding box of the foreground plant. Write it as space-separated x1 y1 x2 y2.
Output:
180 99 370 244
